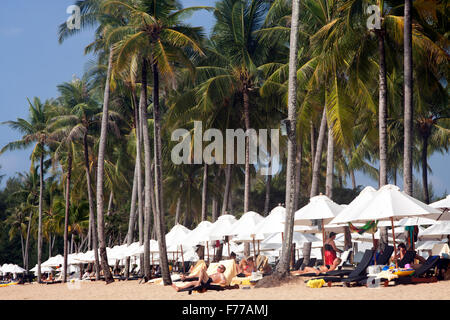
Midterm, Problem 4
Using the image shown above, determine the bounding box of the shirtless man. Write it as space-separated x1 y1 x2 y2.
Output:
172 264 227 292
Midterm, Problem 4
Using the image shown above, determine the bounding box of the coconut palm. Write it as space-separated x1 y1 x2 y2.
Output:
1 97 57 282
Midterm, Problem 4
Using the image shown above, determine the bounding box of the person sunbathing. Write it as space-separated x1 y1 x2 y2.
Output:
391 242 426 270
291 258 341 276
172 264 227 292
237 257 255 277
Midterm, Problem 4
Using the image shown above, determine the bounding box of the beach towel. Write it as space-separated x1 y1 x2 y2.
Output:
306 279 325 288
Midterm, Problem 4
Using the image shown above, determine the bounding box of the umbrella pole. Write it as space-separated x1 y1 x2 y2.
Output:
258 240 260 255
322 219 326 265
206 242 210 264
252 238 256 264
372 233 377 265
228 239 230 258
391 217 398 268
181 245 185 274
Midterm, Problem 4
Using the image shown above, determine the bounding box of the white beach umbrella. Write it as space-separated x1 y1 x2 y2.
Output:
419 222 450 240
263 231 319 247
294 195 343 262
30 265 53 273
165 224 191 247
351 184 442 265
396 216 440 227
206 214 237 241
42 254 64 267
429 195 450 221
352 185 441 223
223 211 264 237
294 195 343 226
330 186 377 225
252 206 287 236
182 220 213 247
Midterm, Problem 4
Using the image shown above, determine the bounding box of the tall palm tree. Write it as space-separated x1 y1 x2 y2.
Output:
403 0 413 196
1 97 55 282
102 0 210 285
275 0 300 277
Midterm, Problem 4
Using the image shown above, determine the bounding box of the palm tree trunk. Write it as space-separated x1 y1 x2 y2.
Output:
350 169 356 189
325 125 334 199
377 25 389 252
125 159 139 278
24 210 32 272
310 106 327 197
221 164 232 215
140 59 157 280
403 0 414 196
275 0 300 277
95 48 114 284
421 134 430 204
83 133 100 280
152 62 171 285
37 152 44 282
243 89 251 213
107 191 113 216
175 197 181 225
377 29 388 187
201 164 208 221
136 80 145 275
294 143 302 210
264 175 271 215
63 151 72 283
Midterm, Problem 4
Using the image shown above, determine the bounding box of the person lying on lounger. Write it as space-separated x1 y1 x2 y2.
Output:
291 258 341 276
171 264 227 292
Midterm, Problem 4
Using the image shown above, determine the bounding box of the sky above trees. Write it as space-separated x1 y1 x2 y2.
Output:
0 0 448 196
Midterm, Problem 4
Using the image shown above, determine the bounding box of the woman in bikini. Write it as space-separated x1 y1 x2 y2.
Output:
291 257 341 275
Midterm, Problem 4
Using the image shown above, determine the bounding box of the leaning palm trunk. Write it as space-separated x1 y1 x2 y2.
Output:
201 164 208 221
243 89 251 213
325 125 334 199
403 0 413 196
125 160 139 278
310 106 327 197
95 48 114 284
83 133 100 279
63 151 72 283
275 0 300 277
37 152 44 282
151 62 171 285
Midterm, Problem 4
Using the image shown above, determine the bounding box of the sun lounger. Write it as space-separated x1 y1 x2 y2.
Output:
398 250 416 267
293 258 304 271
393 255 440 285
293 249 354 277
176 259 239 294
374 246 394 265
308 249 375 286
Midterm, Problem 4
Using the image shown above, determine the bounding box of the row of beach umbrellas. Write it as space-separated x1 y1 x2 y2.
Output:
9 185 450 272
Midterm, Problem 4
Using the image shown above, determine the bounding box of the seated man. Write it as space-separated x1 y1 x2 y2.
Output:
172 264 227 292
291 258 341 276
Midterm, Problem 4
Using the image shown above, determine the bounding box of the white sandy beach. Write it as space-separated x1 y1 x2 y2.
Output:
0 279 449 300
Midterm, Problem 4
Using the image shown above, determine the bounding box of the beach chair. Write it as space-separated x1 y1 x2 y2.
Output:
393 255 440 285
293 258 304 271
369 246 394 266
293 249 354 277
176 259 239 294
308 249 375 286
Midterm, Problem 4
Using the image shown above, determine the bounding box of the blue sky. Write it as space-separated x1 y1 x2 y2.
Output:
0 1 448 198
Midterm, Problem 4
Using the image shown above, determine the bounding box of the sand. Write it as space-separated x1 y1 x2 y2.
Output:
0 278 449 300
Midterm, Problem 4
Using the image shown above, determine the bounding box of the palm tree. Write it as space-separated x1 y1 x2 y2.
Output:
1 97 56 282
403 0 413 195
102 0 210 285
274 0 300 277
